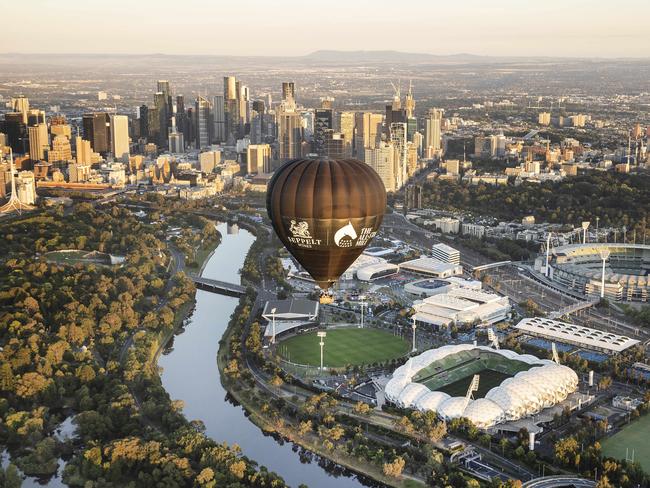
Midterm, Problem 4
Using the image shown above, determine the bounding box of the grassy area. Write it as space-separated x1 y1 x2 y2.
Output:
431 369 512 398
277 327 409 367
602 414 650 472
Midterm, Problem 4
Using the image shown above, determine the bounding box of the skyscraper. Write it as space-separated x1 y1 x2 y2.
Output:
338 111 355 158
354 112 383 161
28 124 48 161
213 95 225 143
282 82 295 104
247 144 271 174
424 108 443 158
390 122 407 189
365 143 397 192
110 115 130 161
83 113 111 154
314 108 333 155
154 91 169 148
10 96 29 124
195 96 213 149
277 111 302 160
224 76 241 141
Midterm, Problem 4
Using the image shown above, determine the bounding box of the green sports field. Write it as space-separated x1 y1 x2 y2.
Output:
277 328 410 367
602 414 650 472
434 369 512 398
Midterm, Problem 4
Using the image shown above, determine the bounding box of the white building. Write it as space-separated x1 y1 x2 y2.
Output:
365 143 397 192
431 243 460 265
16 171 36 205
413 287 510 328
110 115 130 162
433 217 460 234
462 223 486 239
199 150 222 174
516 318 640 355
399 257 463 278
261 299 319 338
357 262 399 281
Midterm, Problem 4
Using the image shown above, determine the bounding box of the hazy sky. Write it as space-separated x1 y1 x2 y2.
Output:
4 0 649 58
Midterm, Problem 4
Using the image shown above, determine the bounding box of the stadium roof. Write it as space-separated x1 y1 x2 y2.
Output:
385 344 578 429
262 299 319 321
516 317 640 354
399 257 463 277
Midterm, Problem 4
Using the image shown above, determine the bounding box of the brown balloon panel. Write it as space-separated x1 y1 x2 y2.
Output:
267 158 387 290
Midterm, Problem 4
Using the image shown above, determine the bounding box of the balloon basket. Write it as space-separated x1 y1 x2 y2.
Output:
319 294 334 305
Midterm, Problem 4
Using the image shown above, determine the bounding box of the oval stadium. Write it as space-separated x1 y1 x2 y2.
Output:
543 243 650 302
384 344 578 429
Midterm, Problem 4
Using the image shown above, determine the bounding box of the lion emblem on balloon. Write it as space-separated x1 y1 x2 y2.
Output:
289 220 312 239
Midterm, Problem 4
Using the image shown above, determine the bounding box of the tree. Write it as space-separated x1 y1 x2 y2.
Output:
598 376 613 390
382 456 405 478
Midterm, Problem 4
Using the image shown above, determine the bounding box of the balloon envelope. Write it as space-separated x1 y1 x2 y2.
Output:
266 158 386 290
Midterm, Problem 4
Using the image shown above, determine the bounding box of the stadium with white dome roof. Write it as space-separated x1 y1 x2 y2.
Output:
384 344 579 429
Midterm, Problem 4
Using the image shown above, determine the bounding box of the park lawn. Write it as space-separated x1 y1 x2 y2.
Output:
602 413 650 473
278 327 409 367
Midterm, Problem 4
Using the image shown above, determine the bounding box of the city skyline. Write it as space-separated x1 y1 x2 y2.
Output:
3 0 650 58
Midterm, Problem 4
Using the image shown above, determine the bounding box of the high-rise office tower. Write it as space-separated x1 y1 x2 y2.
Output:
138 105 149 139
195 96 213 149
224 76 241 141
2 113 28 153
147 107 160 146
354 112 383 161
154 91 169 147
175 95 187 147
277 111 302 160
240 85 250 128
282 82 295 104
83 113 111 154
365 143 397 192
110 115 130 161
28 124 48 161
246 144 271 174
405 82 415 118
251 100 266 142
424 108 443 157
323 131 345 159
48 135 72 163
11 96 29 124
338 111 355 158
213 95 225 143
314 108 333 155
157 80 171 103
168 115 185 154
390 122 407 189
50 116 72 139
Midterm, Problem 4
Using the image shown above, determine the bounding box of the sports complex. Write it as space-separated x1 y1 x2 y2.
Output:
277 327 410 367
385 344 579 429
542 243 650 302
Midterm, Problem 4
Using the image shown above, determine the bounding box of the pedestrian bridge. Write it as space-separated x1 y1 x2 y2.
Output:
192 277 247 297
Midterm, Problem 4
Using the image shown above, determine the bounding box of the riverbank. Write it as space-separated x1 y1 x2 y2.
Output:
217 329 422 488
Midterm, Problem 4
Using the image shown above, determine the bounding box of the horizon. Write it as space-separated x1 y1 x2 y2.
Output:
3 0 650 58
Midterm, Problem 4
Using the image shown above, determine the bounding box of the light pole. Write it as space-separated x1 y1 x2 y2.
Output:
359 298 365 328
317 331 327 371
595 217 600 242
411 316 417 353
599 250 610 299
271 307 277 344
581 221 590 244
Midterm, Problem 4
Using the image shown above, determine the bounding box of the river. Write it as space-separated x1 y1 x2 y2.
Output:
158 222 374 488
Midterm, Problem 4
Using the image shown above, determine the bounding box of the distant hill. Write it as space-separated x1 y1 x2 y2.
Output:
303 50 492 64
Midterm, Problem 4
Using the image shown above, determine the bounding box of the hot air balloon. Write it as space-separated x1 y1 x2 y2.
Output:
267 158 386 292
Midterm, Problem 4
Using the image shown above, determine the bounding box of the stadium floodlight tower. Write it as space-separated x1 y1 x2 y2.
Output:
270 308 277 344
359 297 366 329
599 249 611 299
552 342 560 364
464 374 480 409
317 331 327 371
581 221 590 244
411 316 417 353
544 232 552 277
487 328 500 350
